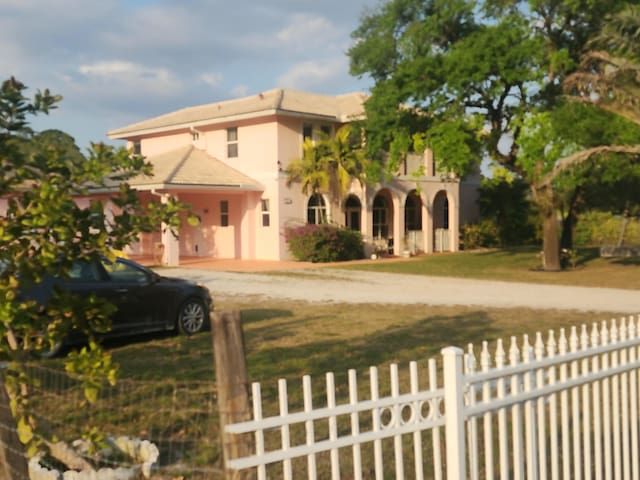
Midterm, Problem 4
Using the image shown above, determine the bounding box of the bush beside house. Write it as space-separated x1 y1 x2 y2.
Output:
285 224 364 262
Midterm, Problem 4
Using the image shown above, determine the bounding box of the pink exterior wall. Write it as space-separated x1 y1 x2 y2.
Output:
110 109 475 261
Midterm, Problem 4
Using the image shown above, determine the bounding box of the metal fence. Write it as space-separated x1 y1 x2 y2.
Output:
13 363 223 479
227 314 640 480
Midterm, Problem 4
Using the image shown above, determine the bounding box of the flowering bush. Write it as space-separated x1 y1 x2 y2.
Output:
285 224 364 262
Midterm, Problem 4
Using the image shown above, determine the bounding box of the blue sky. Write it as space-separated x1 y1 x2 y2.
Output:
1 0 378 150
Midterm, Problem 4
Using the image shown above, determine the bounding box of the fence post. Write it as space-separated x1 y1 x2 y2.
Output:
0 380 29 480
442 346 466 480
212 310 253 480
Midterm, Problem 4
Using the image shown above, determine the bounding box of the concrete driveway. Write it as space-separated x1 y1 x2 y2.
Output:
162 265 639 314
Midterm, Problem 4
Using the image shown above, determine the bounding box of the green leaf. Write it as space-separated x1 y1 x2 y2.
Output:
17 417 33 444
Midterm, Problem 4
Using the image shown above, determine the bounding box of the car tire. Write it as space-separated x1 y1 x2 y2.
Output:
176 298 208 335
32 340 65 359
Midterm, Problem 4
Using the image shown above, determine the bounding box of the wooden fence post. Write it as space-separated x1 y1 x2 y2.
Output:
0 380 29 480
212 310 253 480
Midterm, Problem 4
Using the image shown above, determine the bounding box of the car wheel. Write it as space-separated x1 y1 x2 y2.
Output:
32 339 65 359
177 298 208 335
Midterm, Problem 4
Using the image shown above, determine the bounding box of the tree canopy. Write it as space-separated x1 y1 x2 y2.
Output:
0 77 189 452
285 125 367 221
349 0 640 270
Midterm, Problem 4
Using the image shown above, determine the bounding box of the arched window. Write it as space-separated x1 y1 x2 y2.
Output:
372 196 389 238
344 195 361 231
405 192 422 231
307 194 327 224
443 197 449 229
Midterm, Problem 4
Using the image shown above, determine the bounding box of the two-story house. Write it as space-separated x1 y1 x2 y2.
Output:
107 89 480 265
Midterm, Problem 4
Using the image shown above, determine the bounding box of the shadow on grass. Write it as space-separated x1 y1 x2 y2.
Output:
612 257 640 266
247 310 498 383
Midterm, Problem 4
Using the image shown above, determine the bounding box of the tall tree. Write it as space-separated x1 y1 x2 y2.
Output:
0 78 189 451
565 4 640 125
349 0 638 270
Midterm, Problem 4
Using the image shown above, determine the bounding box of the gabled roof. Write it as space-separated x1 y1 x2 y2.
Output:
108 89 367 139
119 145 263 192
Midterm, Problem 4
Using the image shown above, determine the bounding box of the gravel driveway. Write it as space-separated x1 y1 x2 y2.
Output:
166 267 638 314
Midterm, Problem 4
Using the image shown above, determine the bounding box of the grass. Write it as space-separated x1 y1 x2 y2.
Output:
32 246 638 477
332 247 640 290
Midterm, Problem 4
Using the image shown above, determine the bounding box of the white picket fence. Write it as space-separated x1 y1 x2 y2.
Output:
226 315 640 479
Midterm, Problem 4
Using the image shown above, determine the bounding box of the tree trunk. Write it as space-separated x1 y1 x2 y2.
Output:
542 209 561 271
533 183 561 271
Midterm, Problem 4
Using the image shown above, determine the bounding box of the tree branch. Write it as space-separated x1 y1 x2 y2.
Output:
540 144 640 187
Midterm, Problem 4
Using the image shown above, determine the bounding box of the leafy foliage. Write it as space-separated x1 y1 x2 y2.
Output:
0 77 189 450
477 176 539 246
462 220 501 249
574 211 640 247
349 0 637 270
284 224 364 262
286 125 368 207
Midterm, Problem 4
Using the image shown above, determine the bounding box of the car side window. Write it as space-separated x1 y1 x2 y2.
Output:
69 261 103 282
102 260 149 284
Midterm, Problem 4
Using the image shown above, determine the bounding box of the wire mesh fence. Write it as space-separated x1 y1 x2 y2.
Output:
7 362 224 479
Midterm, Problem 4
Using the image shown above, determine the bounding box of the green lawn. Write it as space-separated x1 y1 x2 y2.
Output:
335 247 640 290
36 247 637 477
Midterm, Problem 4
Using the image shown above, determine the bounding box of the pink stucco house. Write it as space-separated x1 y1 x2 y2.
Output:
106 89 479 265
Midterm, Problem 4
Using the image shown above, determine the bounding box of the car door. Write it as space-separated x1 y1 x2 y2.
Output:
63 260 120 335
100 258 163 333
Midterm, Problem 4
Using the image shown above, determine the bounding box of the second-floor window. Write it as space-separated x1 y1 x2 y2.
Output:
227 127 238 158
302 124 332 143
132 140 141 155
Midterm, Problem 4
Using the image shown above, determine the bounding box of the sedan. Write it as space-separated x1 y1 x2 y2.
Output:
21 256 213 357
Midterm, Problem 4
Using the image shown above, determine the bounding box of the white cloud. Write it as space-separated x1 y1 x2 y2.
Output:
78 61 182 95
1 0 377 148
277 58 346 90
231 85 250 97
199 73 224 88
276 13 339 47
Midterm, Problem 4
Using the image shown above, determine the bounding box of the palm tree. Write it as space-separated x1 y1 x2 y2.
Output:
286 125 367 223
285 136 330 196
565 5 640 126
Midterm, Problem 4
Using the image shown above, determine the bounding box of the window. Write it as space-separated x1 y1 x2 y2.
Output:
220 200 229 226
227 127 238 158
69 261 103 282
261 199 270 227
102 259 149 284
320 125 331 137
132 140 141 155
442 197 449 229
344 195 361 231
307 194 326 225
405 192 422 231
302 124 313 142
373 196 389 238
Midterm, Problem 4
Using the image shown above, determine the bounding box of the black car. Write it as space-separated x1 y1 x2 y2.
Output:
19 256 213 356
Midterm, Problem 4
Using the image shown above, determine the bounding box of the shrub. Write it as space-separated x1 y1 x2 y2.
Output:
285 224 364 262
575 210 640 246
479 177 539 246
462 219 501 250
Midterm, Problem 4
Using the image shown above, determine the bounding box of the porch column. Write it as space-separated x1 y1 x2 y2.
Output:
424 196 433 253
392 195 402 256
159 193 180 266
449 193 460 252
363 195 374 257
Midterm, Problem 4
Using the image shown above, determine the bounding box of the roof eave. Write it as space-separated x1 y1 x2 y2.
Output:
108 108 351 140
